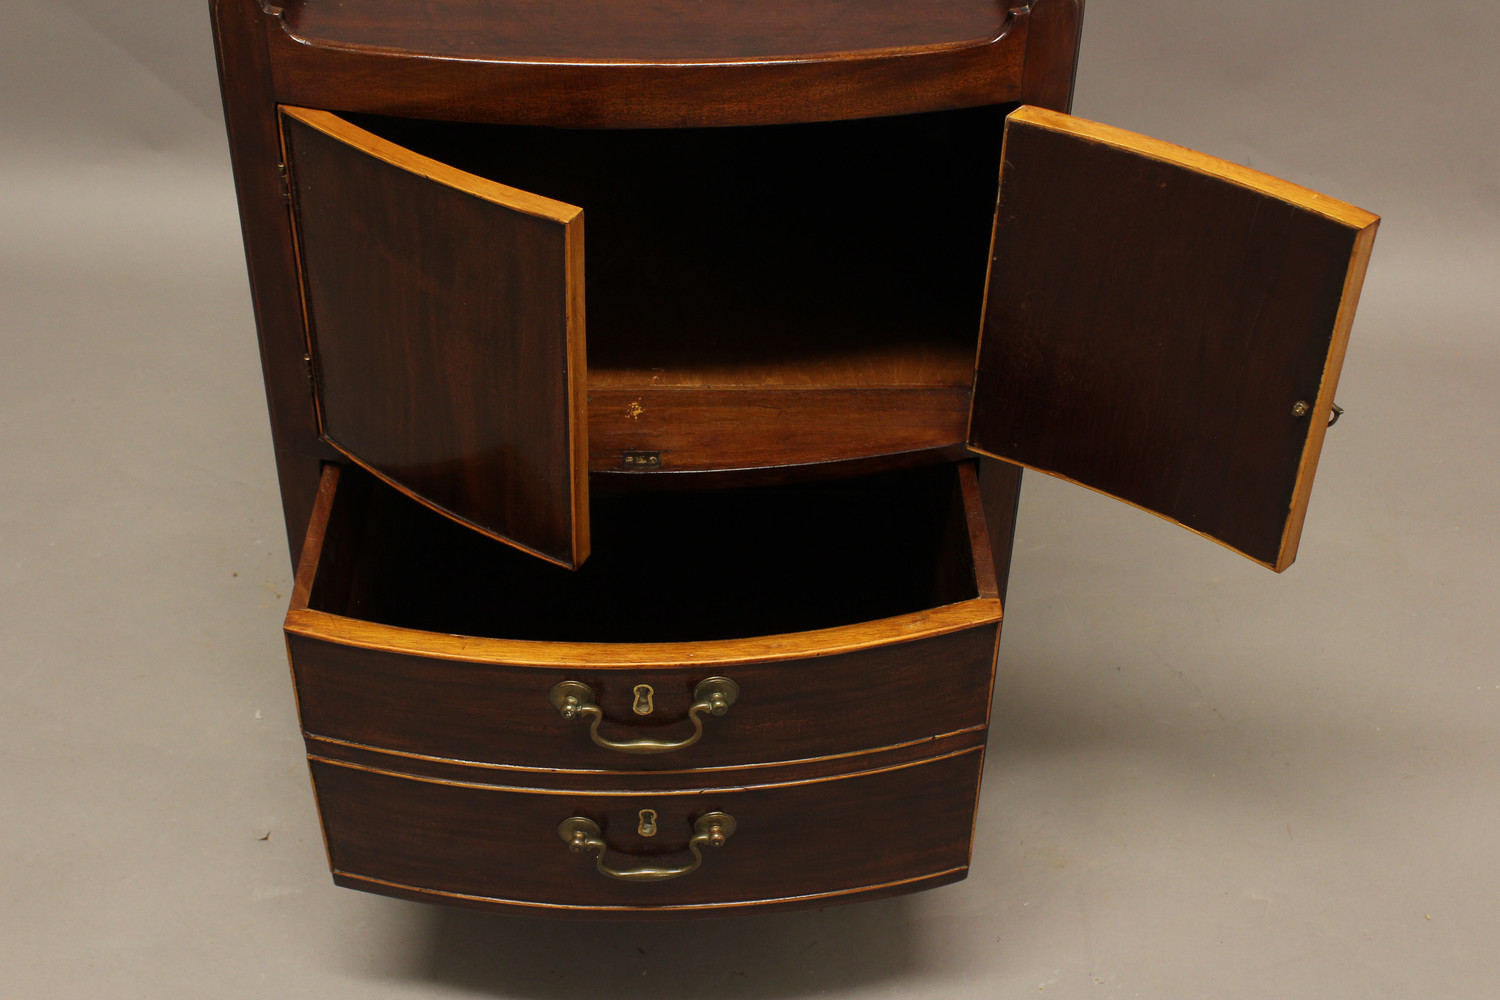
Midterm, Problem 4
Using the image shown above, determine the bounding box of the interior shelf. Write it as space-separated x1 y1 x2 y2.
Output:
349 107 1008 390
340 106 1011 472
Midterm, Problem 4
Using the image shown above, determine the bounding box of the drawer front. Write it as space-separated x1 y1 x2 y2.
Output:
289 623 997 771
309 748 983 912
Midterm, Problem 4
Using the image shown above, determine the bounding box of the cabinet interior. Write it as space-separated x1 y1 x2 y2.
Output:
347 106 1010 391
308 464 981 644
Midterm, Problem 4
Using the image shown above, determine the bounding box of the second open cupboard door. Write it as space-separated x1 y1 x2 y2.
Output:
968 107 1377 571
280 107 589 568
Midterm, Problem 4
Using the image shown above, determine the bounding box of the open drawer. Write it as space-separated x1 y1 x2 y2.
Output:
285 462 1003 775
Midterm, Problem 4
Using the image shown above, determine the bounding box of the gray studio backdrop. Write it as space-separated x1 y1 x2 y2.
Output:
3 2 1498 998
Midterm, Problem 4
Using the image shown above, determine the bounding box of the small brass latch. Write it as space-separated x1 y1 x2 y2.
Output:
1292 400 1345 427
621 450 661 469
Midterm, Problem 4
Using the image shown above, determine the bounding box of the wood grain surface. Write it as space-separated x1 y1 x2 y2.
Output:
587 387 971 473
256 0 1041 128
1019 0 1084 111
332 866 969 919
977 457 1025 607
289 625 997 772
211 0 339 561
279 0 1015 62
282 108 589 568
969 106 1377 569
309 748 983 912
303 728 986 791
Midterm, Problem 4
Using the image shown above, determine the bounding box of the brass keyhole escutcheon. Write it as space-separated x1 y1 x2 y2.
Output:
632 684 655 716
637 809 658 837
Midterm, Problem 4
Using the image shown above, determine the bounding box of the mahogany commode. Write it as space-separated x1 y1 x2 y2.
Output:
212 0 1376 917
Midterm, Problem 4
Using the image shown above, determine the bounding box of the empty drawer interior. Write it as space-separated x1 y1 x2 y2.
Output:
307 463 982 643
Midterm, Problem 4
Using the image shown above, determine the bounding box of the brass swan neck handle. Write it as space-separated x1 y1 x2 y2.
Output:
558 812 736 882
549 677 739 754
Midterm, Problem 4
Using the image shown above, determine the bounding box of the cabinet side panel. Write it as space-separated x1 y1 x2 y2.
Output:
977 458 1023 607
211 0 334 561
282 112 586 567
1019 0 1085 112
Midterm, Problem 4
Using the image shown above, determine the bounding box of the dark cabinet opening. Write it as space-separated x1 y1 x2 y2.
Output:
347 106 1011 391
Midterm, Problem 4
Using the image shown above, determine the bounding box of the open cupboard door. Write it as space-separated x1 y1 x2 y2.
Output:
279 107 589 568
968 107 1378 571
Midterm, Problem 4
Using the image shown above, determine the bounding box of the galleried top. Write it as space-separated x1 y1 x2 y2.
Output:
245 0 1068 126
273 0 1015 63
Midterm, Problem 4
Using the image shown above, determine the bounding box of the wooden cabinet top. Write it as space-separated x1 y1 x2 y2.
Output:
273 0 1016 64
221 0 1083 126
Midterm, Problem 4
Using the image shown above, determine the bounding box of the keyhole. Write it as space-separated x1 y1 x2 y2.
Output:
637 809 658 837
632 684 655 716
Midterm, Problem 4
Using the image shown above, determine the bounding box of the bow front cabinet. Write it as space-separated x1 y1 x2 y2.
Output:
212 0 1376 917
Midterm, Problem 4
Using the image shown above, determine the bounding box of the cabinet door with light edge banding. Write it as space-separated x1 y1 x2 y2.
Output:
968 106 1377 571
281 107 590 569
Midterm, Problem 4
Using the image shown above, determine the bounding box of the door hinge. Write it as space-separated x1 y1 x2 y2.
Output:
276 163 290 204
303 353 317 395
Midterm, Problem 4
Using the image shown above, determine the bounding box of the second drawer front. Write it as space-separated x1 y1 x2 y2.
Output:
289 623 997 771
310 747 983 912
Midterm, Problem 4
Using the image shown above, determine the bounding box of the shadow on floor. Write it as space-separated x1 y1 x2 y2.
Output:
403 894 930 1000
